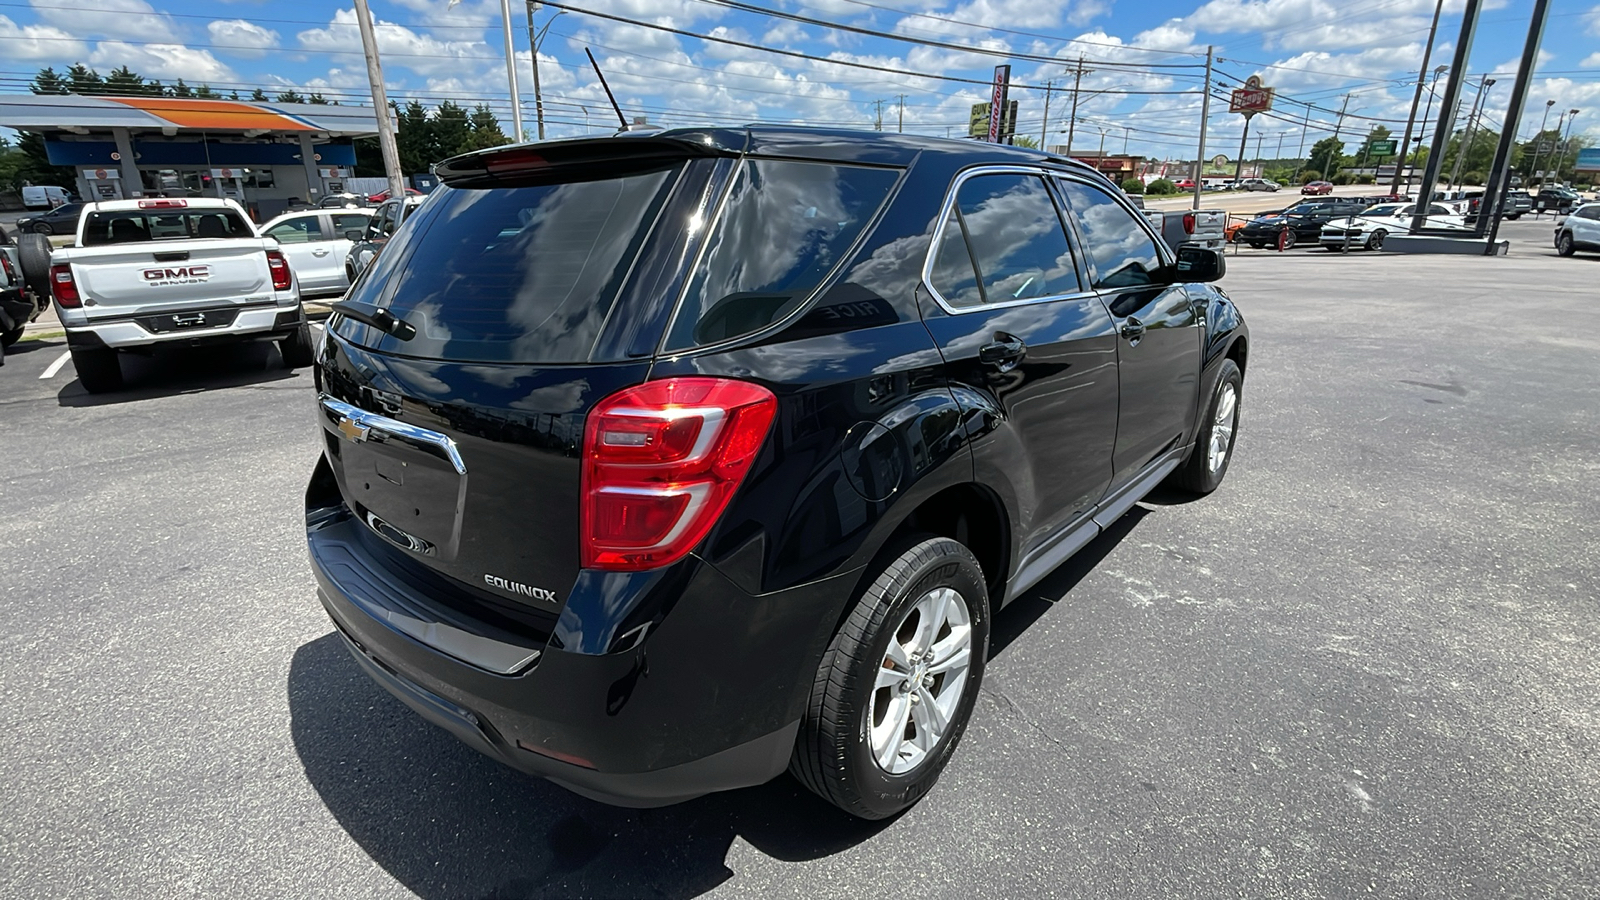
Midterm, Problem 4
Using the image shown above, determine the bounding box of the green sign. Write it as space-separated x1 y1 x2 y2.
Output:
1368 139 1398 156
967 101 1018 140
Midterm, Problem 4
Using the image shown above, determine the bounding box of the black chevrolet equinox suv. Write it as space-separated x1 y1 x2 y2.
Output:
306 127 1248 819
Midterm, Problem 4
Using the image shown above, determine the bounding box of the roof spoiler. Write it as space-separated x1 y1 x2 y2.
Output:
435 135 743 187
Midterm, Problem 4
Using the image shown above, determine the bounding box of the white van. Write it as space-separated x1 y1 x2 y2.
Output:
21 185 72 209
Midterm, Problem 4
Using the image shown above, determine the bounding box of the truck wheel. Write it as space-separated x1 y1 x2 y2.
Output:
279 321 315 369
1171 358 1242 495
1 327 23 348
17 232 53 298
70 346 123 393
790 536 989 820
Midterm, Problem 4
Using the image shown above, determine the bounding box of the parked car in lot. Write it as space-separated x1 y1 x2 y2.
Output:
365 186 424 204
1236 198 1373 249
44 198 310 392
1319 202 1465 251
345 195 424 281
1142 207 1228 251
15 202 85 236
261 208 374 298
306 127 1249 820
1174 178 1196 190
1300 181 1333 195
318 193 369 209
1239 178 1280 192
1535 186 1581 213
1554 203 1600 257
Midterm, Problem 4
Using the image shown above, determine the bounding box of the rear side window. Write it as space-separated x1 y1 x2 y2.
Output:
664 159 900 350
1058 181 1163 289
340 166 679 363
927 172 1081 308
332 213 370 236
82 209 253 246
265 217 322 243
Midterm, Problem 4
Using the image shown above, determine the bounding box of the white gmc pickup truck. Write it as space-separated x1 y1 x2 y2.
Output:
47 197 312 392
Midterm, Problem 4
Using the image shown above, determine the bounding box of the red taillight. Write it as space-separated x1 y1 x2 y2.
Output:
266 250 292 291
484 148 548 175
137 198 187 209
0 253 13 282
1182 212 1196 234
581 378 777 571
50 264 81 308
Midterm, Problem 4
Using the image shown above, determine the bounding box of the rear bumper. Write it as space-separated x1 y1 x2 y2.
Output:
307 495 852 807
64 302 302 350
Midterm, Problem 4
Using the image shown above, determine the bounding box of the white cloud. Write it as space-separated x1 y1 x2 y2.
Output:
297 9 492 79
206 19 279 57
88 41 236 83
1582 52 1600 68
28 0 178 42
0 13 86 60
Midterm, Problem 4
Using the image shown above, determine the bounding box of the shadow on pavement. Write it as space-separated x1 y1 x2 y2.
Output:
56 341 299 407
4 336 63 356
289 633 891 900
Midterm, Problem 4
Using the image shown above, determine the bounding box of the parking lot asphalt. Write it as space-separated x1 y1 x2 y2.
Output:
2 222 1598 898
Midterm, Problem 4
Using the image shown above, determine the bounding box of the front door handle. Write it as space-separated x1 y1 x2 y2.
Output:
1120 317 1146 342
978 333 1026 368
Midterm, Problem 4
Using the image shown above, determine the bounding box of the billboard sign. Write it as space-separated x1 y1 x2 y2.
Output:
1576 147 1600 173
1368 139 1398 156
988 65 1011 143
1229 75 1274 117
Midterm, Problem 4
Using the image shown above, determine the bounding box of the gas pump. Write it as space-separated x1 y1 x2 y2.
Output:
210 168 245 201
83 168 124 201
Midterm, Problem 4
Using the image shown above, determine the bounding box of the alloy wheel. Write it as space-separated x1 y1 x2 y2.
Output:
869 586 973 775
1208 382 1238 474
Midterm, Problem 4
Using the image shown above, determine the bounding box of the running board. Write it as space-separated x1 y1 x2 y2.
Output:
1003 447 1187 604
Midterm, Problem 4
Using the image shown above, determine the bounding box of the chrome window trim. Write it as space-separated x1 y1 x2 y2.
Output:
319 395 467 475
920 165 1099 316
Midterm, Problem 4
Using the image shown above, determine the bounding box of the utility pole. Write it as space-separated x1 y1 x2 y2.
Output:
1233 116 1251 183
499 0 524 141
897 94 906 133
1391 0 1446 195
353 0 406 203
1333 93 1352 142
1291 101 1311 183
873 99 884 132
1066 56 1090 156
1192 45 1213 210
1039 80 1052 148
525 2 561 140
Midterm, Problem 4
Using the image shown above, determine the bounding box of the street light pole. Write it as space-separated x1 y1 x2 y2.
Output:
1529 99 1555 186
1555 108 1581 183
1449 76 1495 187
498 0 524 142
1391 0 1446 195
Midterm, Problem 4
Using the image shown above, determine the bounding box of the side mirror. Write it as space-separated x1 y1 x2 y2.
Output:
1174 245 1225 283
344 229 364 241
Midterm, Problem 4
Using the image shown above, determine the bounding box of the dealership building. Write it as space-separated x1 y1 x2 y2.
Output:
0 94 379 222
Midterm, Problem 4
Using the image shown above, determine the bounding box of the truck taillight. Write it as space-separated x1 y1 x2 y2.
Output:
1183 212 1196 234
50 264 81 308
581 378 777 571
266 250 292 291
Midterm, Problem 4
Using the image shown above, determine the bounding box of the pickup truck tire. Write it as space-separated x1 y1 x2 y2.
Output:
17 233 53 298
1 327 23 348
279 321 315 369
1172 358 1242 495
790 535 989 820
70 346 122 393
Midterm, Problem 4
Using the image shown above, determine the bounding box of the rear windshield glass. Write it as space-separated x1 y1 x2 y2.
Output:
82 209 253 245
339 166 679 364
664 159 900 350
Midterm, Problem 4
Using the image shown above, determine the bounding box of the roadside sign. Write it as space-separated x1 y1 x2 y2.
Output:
1537 141 1554 154
1229 75 1274 117
1368 139 1397 156
968 102 989 138
988 65 1011 143
1576 147 1600 173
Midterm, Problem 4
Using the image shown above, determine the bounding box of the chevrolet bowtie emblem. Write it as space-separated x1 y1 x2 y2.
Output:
337 416 371 443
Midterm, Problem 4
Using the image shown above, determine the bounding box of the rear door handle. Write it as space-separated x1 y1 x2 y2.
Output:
312 248 330 257
1120 317 1146 342
978 334 1026 367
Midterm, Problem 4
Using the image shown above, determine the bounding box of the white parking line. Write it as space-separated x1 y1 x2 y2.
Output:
40 350 71 380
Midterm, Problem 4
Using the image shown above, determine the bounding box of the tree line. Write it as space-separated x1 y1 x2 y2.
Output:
3 64 513 193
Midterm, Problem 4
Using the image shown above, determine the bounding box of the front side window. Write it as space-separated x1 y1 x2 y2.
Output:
665 159 900 349
1058 180 1163 289
266 217 322 244
331 213 370 236
927 172 1081 308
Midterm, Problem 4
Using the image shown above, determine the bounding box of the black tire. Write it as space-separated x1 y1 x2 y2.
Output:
17 232 53 298
1506 213 1521 220
1557 232 1575 257
790 536 990 820
279 320 315 368
1279 229 1297 250
32 222 53 236
1248 241 1264 249
1368 229 1387 251
1171 358 1242 495
70 345 122 393
1 327 22 348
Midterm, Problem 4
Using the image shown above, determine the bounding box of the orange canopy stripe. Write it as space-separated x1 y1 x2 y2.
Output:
103 97 317 132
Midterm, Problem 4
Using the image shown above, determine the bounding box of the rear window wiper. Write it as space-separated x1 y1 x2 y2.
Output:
330 300 417 341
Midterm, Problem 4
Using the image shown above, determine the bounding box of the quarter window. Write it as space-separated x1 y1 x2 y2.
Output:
266 217 323 244
331 213 370 236
927 172 1080 308
1058 180 1163 289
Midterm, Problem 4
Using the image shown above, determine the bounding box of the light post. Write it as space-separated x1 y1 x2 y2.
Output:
1449 76 1495 187
1413 65 1449 181
1554 108 1581 184
1529 99 1555 186
525 3 566 141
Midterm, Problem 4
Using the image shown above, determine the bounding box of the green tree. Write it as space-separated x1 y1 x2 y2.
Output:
1307 136 1345 180
168 79 193 98
30 67 69 95
395 99 435 173
464 104 510 151
1120 177 1144 194
194 84 219 99
433 100 472 158
1354 125 1393 166
1010 135 1040 149
67 63 103 94
275 89 306 104
1146 178 1177 195
353 136 384 178
307 93 331 105
15 132 77 190
251 88 268 102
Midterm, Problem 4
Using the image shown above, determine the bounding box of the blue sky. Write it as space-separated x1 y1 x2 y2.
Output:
1 0 1597 161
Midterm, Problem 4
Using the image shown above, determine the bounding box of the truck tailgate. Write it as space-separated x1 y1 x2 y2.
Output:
70 239 277 311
